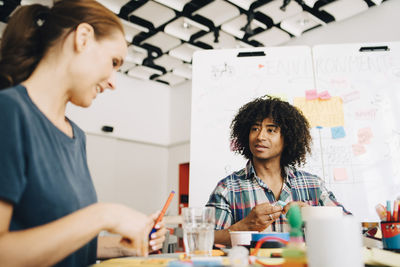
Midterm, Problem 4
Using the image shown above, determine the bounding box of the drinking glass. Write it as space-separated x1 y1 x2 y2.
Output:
182 207 215 257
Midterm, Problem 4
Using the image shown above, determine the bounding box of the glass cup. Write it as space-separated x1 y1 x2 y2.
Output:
182 207 215 257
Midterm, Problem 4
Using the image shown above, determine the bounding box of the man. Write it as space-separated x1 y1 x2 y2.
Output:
206 96 349 245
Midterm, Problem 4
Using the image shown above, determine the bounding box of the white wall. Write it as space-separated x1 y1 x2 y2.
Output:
169 81 192 145
79 0 400 215
68 73 171 146
167 81 191 215
86 134 168 214
67 73 172 214
77 75 192 215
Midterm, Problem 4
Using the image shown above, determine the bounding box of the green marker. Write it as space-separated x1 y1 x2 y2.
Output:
282 204 307 267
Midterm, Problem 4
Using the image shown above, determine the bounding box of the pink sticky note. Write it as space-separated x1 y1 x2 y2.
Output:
318 90 331 100
358 127 373 145
352 144 366 156
333 168 348 181
305 89 318 100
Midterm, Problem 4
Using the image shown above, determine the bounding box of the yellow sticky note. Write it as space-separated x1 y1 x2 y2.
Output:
293 97 344 127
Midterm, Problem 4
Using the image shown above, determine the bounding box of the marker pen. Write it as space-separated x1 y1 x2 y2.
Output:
386 200 392 222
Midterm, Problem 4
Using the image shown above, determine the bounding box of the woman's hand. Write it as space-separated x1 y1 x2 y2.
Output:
104 203 153 256
148 212 167 253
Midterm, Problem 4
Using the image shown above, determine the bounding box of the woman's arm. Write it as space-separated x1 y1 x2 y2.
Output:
0 200 152 267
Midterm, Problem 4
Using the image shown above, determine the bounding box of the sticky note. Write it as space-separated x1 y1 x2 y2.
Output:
305 89 318 100
331 126 346 139
352 144 366 156
358 127 373 145
293 97 344 127
318 90 331 100
333 168 348 181
258 64 264 69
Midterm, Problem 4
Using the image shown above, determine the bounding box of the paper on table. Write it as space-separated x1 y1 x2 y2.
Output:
94 258 175 267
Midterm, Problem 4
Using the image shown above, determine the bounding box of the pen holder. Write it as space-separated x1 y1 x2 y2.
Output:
381 221 400 252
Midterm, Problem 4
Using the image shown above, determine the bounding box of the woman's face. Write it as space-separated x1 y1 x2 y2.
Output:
69 28 127 107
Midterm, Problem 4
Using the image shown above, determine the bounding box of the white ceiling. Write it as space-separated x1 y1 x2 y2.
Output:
0 0 392 86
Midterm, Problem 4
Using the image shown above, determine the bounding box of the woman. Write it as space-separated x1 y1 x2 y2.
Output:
0 0 166 266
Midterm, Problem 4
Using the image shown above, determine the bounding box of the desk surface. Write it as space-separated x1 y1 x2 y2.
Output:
92 246 400 267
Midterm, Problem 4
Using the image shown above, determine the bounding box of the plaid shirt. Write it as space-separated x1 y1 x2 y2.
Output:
206 160 350 232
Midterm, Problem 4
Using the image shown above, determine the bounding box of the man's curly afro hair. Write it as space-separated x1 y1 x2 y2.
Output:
230 95 312 168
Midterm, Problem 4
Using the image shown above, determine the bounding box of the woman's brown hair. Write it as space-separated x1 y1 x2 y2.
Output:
0 0 124 89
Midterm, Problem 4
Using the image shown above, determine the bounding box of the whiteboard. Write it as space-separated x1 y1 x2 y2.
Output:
190 46 315 210
309 43 400 221
189 42 400 222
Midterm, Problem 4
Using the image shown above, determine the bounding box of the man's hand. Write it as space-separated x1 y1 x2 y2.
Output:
239 202 283 232
282 201 309 214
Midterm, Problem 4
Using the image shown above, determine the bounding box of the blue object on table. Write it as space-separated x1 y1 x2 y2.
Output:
251 232 290 242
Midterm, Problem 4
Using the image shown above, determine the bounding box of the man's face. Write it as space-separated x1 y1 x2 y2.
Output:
248 117 284 162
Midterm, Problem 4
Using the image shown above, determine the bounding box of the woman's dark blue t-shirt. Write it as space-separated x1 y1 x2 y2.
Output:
0 85 98 267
